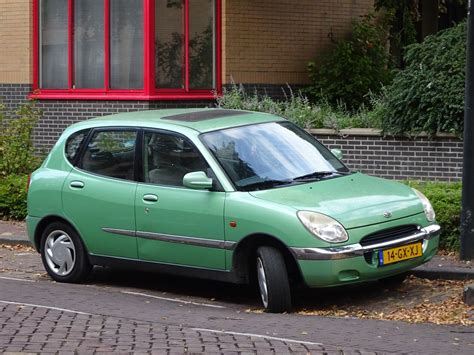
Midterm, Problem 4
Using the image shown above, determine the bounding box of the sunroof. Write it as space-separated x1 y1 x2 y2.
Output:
161 110 248 122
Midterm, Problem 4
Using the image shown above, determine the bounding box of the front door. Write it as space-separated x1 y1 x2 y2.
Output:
135 130 226 269
62 129 138 259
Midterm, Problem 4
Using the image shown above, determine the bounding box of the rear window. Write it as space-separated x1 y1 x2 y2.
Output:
80 130 137 180
65 129 90 165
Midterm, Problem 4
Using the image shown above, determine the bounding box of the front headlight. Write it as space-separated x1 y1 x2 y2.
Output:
297 211 348 243
412 188 435 222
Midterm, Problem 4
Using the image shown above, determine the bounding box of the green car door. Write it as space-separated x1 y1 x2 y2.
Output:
62 129 138 259
135 130 226 270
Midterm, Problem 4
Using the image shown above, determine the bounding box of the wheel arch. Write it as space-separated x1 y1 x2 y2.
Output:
33 215 87 253
231 233 303 286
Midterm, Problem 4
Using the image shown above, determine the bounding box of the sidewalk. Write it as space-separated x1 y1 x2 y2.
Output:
0 220 30 246
1 220 473 280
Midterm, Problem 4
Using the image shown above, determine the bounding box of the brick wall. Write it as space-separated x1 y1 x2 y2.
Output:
222 83 307 100
1 83 463 181
0 84 215 151
0 0 375 87
0 0 32 84
312 130 463 182
222 0 374 85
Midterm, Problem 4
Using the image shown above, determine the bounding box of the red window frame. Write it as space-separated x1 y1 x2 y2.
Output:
31 0 222 101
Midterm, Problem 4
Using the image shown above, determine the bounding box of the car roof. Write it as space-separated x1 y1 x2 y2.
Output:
72 108 285 133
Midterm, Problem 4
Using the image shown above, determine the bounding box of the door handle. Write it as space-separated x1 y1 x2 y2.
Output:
143 194 158 202
70 181 85 189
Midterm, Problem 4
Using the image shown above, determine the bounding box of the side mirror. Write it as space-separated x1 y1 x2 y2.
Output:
183 171 213 190
331 149 343 160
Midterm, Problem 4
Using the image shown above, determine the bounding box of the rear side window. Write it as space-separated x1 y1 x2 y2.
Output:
65 129 90 165
80 130 137 180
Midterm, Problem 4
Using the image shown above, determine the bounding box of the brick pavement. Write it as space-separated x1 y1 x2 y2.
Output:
0 246 473 354
0 303 362 354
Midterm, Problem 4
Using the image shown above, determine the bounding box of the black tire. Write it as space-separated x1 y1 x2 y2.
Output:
40 222 92 283
255 246 292 313
379 272 408 288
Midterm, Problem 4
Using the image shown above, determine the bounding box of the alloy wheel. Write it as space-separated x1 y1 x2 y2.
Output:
44 230 76 276
256 257 269 308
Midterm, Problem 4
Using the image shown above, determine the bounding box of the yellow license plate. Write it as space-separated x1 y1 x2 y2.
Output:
379 242 423 266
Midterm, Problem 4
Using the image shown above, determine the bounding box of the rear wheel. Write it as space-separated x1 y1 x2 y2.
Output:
256 246 292 313
40 222 91 283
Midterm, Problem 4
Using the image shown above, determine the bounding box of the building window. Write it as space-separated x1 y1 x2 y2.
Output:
39 0 68 89
74 0 105 89
110 0 144 89
33 0 221 100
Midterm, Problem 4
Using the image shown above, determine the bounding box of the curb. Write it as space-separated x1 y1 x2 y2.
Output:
0 238 32 247
411 267 474 281
463 284 474 306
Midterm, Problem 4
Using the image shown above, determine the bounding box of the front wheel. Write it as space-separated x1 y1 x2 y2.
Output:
256 246 292 313
40 222 91 283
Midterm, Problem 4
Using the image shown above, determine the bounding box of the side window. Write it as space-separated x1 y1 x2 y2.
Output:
144 131 209 187
65 129 90 165
80 130 137 180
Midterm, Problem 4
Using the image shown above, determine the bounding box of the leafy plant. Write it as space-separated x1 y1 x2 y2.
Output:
0 101 41 176
306 13 394 110
0 174 29 220
382 21 466 136
217 83 385 130
405 181 461 251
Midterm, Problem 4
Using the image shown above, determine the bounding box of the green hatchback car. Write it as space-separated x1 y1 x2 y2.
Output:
27 109 440 312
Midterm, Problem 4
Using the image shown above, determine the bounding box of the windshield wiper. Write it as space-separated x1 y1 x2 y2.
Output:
239 179 294 191
293 171 351 181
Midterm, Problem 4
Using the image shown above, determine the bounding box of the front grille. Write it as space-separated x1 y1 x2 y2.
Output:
360 225 420 247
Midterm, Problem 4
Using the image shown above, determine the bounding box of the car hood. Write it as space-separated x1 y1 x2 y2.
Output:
249 173 424 229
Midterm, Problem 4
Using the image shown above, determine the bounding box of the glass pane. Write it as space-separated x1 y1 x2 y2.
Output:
110 0 144 89
155 0 184 89
81 130 137 180
144 131 208 186
74 0 104 88
202 122 348 191
189 0 215 89
65 129 90 164
40 0 68 89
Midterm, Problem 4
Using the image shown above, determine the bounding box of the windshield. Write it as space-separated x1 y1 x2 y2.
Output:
201 121 350 191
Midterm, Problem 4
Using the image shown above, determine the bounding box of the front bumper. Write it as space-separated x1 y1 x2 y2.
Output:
290 224 440 261
291 224 441 288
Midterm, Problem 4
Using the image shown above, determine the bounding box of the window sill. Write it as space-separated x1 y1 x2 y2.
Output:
29 91 219 101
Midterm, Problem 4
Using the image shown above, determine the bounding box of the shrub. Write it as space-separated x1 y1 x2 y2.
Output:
404 181 461 252
306 13 394 110
0 101 41 176
0 174 28 220
382 21 466 137
217 84 384 130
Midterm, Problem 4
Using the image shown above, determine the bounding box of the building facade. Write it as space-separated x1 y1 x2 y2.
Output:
0 0 374 150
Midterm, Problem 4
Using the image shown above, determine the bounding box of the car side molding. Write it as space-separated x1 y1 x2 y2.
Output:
101 228 236 250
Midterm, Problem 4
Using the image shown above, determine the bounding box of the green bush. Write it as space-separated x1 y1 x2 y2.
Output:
0 101 41 177
0 101 41 221
217 84 384 130
382 21 466 136
404 181 461 252
306 13 394 110
0 174 28 220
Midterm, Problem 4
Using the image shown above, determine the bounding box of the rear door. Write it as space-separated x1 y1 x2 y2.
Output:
135 129 226 269
62 128 138 259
